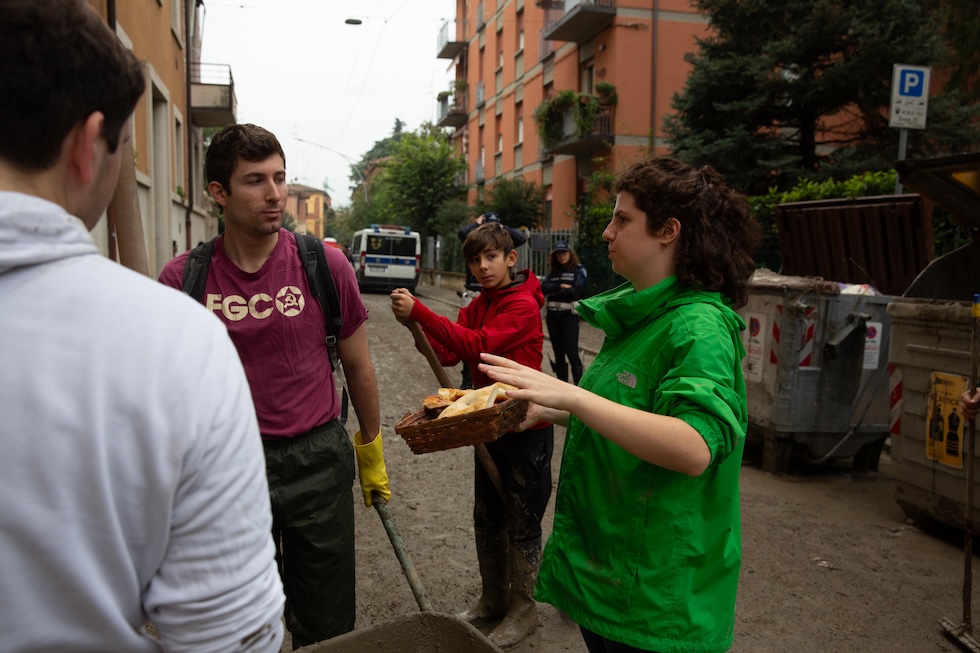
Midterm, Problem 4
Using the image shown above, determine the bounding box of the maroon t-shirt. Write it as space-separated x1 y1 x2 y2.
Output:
160 229 367 438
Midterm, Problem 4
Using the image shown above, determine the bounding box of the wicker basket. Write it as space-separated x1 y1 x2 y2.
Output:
395 398 529 454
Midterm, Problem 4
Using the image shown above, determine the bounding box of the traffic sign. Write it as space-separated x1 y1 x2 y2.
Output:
889 64 931 130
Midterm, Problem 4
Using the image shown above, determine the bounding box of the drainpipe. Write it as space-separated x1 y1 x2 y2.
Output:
184 0 195 251
106 0 117 262
651 0 658 153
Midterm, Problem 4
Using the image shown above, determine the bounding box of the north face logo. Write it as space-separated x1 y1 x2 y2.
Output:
617 371 637 389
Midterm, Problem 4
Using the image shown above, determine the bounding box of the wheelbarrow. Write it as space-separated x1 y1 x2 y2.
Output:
293 494 503 653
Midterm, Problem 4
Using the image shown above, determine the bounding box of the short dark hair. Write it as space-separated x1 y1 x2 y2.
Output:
0 0 145 171
613 157 761 308
462 222 515 261
206 124 286 192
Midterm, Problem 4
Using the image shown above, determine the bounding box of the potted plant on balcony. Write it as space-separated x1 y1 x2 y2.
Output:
533 90 577 149
573 93 602 139
595 82 618 107
451 79 468 105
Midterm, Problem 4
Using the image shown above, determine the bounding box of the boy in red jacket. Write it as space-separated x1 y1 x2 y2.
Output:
391 223 553 649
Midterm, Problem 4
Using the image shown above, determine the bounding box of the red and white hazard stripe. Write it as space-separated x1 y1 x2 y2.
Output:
771 304 816 367
888 363 903 436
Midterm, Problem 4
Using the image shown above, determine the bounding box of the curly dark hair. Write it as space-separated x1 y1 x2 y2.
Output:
613 157 761 308
206 124 286 193
0 0 145 171
548 247 580 274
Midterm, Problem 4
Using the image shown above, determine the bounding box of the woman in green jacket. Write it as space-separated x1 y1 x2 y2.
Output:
480 156 760 653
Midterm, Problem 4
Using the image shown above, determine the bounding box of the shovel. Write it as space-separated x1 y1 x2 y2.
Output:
405 320 506 501
373 492 433 612
942 292 980 653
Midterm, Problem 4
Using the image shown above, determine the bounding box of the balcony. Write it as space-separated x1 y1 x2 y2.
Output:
542 0 616 44
436 96 468 129
437 20 466 59
547 106 614 156
189 63 236 127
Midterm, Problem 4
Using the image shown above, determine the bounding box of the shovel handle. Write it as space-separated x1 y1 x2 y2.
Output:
373 494 433 612
408 321 452 388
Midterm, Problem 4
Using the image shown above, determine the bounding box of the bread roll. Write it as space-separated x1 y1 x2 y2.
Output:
436 382 517 419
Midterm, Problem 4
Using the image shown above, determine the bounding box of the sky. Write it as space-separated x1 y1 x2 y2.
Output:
201 0 457 207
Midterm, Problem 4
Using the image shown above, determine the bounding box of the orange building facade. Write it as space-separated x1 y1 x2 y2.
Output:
286 184 333 239
87 0 236 275
436 0 708 230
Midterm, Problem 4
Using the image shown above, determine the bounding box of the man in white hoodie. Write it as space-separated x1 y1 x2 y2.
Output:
0 2 285 652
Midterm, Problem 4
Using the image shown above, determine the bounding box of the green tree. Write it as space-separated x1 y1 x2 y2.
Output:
665 0 980 195
281 211 298 233
371 131 467 240
573 157 619 297
476 177 546 230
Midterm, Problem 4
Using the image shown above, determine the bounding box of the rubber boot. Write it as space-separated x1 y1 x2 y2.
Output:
456 529 509 625
488 538 540 650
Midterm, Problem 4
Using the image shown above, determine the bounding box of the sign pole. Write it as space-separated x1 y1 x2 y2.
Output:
895 128 909 194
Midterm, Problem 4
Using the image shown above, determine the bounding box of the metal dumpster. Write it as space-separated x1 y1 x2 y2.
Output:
296 612 502 653
740 270 894 474
889 152 980 528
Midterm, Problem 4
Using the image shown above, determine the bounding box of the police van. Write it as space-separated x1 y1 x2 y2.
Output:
350 224 421 292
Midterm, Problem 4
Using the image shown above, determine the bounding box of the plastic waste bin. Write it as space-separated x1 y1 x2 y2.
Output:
888 152 980 529
740 269 894 474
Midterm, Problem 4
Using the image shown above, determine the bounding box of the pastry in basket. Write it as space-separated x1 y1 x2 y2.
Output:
422 387 472 410
437 382 516 419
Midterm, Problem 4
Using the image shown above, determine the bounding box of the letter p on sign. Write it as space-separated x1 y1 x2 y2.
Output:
900 70 925 97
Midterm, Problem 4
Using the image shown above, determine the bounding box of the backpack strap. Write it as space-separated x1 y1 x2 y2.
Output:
181 237 217 302
296 234 349 425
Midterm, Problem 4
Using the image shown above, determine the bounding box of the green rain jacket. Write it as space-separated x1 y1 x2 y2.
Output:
536 276 747 653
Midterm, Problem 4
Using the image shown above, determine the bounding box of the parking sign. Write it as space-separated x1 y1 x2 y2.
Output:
889 64 931 129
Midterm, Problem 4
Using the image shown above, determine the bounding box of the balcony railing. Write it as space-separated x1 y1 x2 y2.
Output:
437 20 466 59
547 106 614 156
189 63 236 127
436 96 468 129
542 0 616 44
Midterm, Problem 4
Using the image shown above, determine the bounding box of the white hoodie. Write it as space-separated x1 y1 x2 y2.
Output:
0 192 284 652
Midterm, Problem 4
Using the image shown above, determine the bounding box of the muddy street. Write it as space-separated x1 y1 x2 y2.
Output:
332 286 969 653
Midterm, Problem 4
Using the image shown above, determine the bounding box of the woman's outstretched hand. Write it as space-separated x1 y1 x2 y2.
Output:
479 353 577 428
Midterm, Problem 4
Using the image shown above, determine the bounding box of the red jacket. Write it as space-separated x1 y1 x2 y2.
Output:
410 269 545 390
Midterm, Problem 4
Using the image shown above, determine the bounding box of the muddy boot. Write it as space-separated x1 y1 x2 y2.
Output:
456 529 509 625
488 538 540 650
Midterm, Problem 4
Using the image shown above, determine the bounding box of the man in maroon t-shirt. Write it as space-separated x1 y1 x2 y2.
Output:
159 124 389 648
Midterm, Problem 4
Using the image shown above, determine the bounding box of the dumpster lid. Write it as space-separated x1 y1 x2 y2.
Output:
896 152 980 239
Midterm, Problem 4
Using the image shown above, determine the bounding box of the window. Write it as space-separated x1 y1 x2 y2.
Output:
516 11 525 52
174 115 184 194
171 0 183 41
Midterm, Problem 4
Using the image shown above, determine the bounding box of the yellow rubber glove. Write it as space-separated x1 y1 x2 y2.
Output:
354 430 391 507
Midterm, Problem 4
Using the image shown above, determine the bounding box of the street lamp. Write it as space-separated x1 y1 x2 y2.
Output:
295 137 369 204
